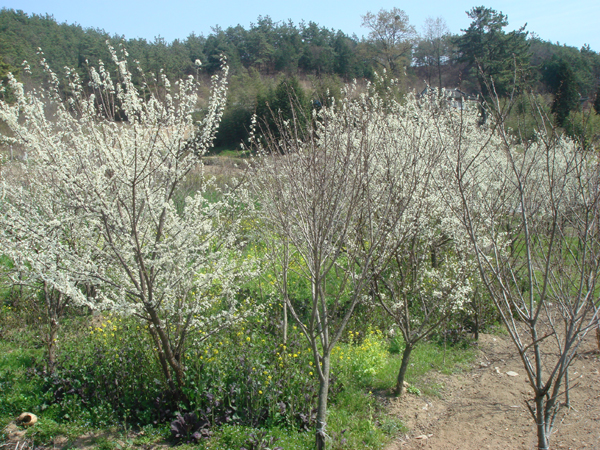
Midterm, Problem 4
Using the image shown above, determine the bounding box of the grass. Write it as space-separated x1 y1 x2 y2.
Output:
369 335 476 398
0 341 45 418
327 387 405 450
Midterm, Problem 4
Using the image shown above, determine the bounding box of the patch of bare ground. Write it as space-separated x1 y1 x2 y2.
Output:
384 333 600 450
203 154 245 178
1 428 169 450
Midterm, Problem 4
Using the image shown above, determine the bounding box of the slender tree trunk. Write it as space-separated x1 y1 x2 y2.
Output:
147 307 186 390
43 283 62 374
431 246 437 268
283 301 288 345
564 367 570 408
535 394 549 450
472 288 480 341
47 316 59 373
315 355 330 450
147 324 176 392
395 342 414 396
282 248 289 345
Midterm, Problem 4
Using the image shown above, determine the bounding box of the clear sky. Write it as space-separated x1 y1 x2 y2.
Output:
1 0 598 51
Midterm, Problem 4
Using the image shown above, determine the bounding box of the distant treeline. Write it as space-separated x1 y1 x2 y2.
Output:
1 7 599 147
0 9 374 82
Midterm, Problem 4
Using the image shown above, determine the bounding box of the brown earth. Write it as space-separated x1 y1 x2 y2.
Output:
384 333 600 450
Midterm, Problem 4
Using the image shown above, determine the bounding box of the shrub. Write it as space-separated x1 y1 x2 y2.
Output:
182 316 318 431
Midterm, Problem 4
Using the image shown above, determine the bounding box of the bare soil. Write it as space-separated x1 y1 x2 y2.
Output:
384 333 600 450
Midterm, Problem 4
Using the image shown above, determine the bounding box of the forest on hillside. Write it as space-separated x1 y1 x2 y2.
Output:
1 6 600 148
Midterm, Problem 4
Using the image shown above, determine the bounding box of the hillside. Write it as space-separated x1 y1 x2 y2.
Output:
1 7 599 149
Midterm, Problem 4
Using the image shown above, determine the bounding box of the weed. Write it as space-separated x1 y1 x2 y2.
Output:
406 385 421 396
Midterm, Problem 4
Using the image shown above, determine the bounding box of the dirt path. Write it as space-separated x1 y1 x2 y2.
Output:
384 333 600 450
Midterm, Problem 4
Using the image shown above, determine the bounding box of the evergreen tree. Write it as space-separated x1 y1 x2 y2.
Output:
456 6 530 97
544 56 580 126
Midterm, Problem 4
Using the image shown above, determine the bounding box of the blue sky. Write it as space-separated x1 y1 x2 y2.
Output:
1 0 598 51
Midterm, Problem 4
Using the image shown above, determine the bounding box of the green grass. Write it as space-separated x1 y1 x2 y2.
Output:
211 148 250 159
0 341 45 417
0 340 95 447
371 336 476 396
327 387 406 450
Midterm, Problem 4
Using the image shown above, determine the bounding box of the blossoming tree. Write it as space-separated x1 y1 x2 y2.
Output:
0 163 98 371
0 47 254 393
366 92 475 396
444 96 600 449
250 83 429 449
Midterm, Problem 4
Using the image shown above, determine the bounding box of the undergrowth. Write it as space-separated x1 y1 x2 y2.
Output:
0 293 475 449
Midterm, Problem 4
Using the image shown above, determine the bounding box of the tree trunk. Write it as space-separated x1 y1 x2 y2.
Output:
315 355 330 450
47 317 59 373
283 301 288 345
43 284 63 374
564 367 571 408
395 342 414 396
473 301 480 341
147 307 186 390
535 394 549 450
282 260 288 345
148 324 177 393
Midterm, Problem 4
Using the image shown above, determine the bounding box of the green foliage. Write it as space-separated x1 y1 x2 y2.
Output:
594 85 600 115
0 342 45 417
0 288 480 449
388 334 403 355
0 278 48 345
503 93 553 142
44 315 166 426
0 8 374 87
214 105 254 149
308 73 344 107
455 6 530 97
205 425 312 450
255 76 310 140
1 6 598 158
214 71 314 149
327 388 396 449
564 109 600 150
182 317 319 431
0 54 18 102
544 56 580 126
334 329 389 387
533 40 600 100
